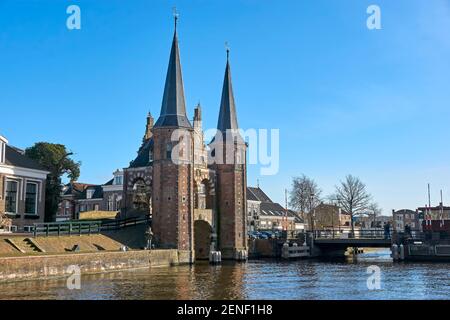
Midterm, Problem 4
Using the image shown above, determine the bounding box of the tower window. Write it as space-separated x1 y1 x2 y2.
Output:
166 143 172 159
149 149 153 162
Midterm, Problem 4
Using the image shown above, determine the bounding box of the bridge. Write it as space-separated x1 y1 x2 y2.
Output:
313 229 392 248
310 229 393 257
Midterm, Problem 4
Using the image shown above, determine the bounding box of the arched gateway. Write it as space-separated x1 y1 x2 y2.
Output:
125 16 248 262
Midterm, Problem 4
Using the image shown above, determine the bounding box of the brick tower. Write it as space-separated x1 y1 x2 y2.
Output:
213 50 248 260
152 18 194 259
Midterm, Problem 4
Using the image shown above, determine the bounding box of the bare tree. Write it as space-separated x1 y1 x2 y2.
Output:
368 202 382 228
289 175 322 230
334 175 372 236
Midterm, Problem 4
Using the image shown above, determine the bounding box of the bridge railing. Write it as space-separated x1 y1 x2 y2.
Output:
100 216 150 231
313 229 389 240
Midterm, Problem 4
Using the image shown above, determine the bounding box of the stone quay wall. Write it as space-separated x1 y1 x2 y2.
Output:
0 249 191 282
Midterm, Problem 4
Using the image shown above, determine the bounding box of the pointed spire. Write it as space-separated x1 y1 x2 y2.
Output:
194 102 202 122
144 111 154 141
217 46 240 139
154 12 191 128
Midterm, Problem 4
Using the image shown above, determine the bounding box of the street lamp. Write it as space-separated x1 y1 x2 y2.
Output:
310 192 315 237
330 196 341 238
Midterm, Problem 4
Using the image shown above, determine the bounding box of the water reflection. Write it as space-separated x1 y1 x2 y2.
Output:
0 250 449 300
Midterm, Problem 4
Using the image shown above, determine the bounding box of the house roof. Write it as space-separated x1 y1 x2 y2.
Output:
417 206 450 211
84 185 103 199
129 137 154 168
103 178 114 186
63 182 92 196
4 145 47 172
394 209 417 214
247 187 272 202
260 201 303 222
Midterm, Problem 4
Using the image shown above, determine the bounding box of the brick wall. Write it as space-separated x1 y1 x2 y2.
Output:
1 174 46 230
0 249 190 282
152 128 194 253
214 142 248 259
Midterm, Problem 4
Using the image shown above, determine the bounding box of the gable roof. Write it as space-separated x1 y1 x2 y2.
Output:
247 187 272 202
103 178 114 186
259 201 303 222
4 145 47 172
84 185 103 199
129 138 154 168
62 182 103 200
63 182 94 197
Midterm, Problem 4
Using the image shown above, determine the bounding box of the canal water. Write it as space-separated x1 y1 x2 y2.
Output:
0 249 448 300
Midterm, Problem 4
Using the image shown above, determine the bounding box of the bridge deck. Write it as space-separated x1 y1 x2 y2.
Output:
314 238 392 248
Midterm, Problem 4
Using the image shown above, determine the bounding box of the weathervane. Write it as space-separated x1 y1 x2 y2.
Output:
172 6 179 28
225 41 230 60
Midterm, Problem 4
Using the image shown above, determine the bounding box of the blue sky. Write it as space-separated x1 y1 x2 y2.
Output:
1 0 450 214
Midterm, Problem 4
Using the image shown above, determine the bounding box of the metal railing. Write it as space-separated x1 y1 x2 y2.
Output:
33 220 102 237
100 216 150 231
313 229 390 240
33 216 151 237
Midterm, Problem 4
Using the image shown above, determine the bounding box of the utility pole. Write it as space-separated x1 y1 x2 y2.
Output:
440 189 444 227
310 192 316 236
284 188 288 234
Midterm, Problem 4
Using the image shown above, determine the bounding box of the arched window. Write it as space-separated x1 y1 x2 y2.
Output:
133 179 146 193
132 179 148 210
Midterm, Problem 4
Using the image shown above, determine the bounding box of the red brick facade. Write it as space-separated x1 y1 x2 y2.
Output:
214 142 248 259
152 128 194 253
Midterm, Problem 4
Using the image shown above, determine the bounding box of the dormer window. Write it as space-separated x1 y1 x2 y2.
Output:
86 189 95 199
114 175 123 186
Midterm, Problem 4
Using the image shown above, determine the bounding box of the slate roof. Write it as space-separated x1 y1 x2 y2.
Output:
217 58 240 136
84 185 103 199
260 202 302 222
62 182 104 200
154 28 191 129
103 178 114 186
129 137 154 168
63 183 92 197
247 187 272 202
417 206 450 211
4 145 47 171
